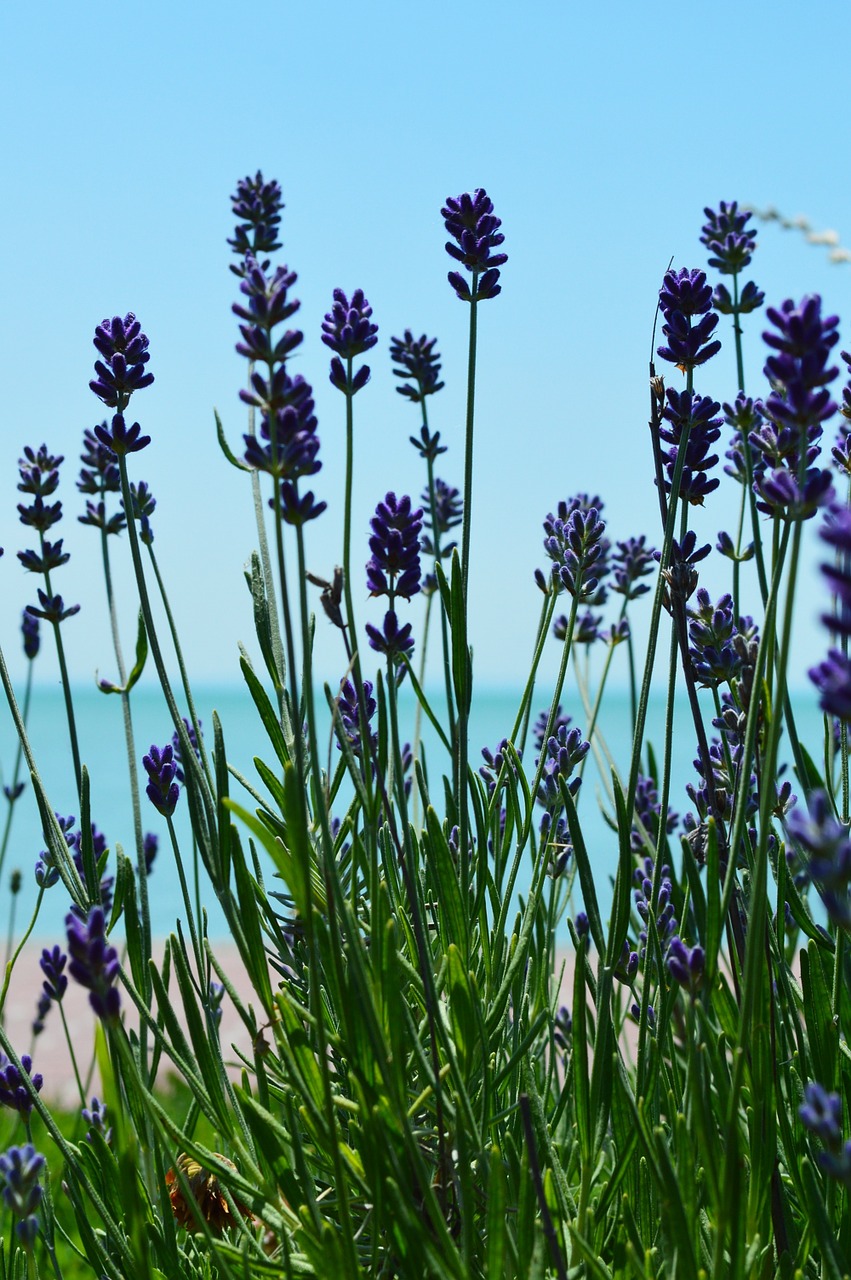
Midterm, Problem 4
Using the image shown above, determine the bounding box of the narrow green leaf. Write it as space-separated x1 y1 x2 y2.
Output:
215 407 252 470
240 654 289 769
801 941 836 1088
425 807 468 953
486 1146 506 1280
572 941 591 1164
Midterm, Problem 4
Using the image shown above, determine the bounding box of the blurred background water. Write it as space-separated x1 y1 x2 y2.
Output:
0 681 828 946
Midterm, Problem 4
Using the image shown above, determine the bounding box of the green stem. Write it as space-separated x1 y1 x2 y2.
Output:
0 662 34 886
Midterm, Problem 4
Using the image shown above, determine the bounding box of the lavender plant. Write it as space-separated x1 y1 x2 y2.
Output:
0 181 848 1280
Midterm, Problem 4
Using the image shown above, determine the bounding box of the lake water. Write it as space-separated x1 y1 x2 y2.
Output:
0 680 829 944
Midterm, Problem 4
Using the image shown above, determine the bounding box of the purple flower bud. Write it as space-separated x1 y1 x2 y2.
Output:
65 907 121 1022
39 945 67 1003
366 492 423 601
89 313 154 411
143 744 180 817
442 189 507 301
21 611 39 660
366 609 415 660
799 1081 842 1145
0 1144 44 1249
657 269 721 370
228 171 283 275
81 1095 112 1144
0 1054 43 1115
390 331 445 402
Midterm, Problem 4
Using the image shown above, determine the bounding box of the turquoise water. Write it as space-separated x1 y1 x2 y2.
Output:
0 681 829 944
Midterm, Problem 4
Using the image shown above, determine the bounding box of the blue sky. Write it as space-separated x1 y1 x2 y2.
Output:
1 0 849 701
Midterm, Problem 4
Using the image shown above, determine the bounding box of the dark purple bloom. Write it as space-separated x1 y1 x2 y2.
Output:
235 258 303 413
409 424 448 461
322 288 378 395
666 936 705 993
77 426 121 496
143 832 158 875
366 493 423 601
0 1054 43 1115
785 789 851 928
722 394 763 485
81 1095 112 1144
78 502 125 537
533 706 571 756
31 992 52 1037
713 279 765 317
655 531 711 606
763 295 839 435
280 483 326 526
687 589 742 688
614 940 640 984
65 906 121 1021
657 268 721 370
658 389 722 506
26 590 80 625
143 744 180 817
820 505 851 639
92 413 151 458
611 536 656 599
39 945 67 1003
21 611 39 660
123 481 156 545
335 679 377 759
604 618 630 646
89 313 154 410
810 650 851 723
574 912 590 943
421 478 462 561
366 609 414 659
631 774 679 854
537 724 589 810
228 171 283 274
172 718 203 785
543 501 608 603
0 1144 45 1250
479 739 520 799
799 1081 842 1145
18 540 70 574
17 445 63 498
390 331 445 401
442 189 507 301
553 1005 572 1051
573 610 602 645
701 201 757 275
243 374 321 483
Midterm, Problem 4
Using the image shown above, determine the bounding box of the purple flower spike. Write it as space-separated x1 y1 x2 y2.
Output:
93 413 151 458
89 313 154 411
666 936 705 994
39 945 67 1003
0 1053 43 1114
799 1082 842 1145
322 288 378 395
228 171 283 275
0 1144 45 1250
366 609 415 659
390 331 445 402
701 201 757 276
171 718 202 785
657 268 721 371
243 374 322 484
143 744 180 817
25 590 80 625
21 611 39 660
442 189 507 301
763 295 839 433
658 389 722 507
65 906 121 1022
336 679 378 759
366 492 423 601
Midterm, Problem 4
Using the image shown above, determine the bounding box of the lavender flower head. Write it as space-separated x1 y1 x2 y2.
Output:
0 1144 45 1250
390 331 445 401
0 1054 43 1115
143 744 180 817
657 268 721 371
89 313 154 410
366 493 423 601
365 610 415 661
66 906 121 1021
785 789 851 929
322 288 378 394
701 201 764 317
763 295 839 432
658 389 722 507
21 611 39 660
442 189 507 302
228 171 283 274
234 258 303 413
542 501 608 602
336 679 377 759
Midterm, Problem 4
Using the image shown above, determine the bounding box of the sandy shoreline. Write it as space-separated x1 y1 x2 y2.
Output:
1 941 578 1108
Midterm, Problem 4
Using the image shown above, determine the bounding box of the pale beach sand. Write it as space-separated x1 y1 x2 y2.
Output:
3 941 580 1108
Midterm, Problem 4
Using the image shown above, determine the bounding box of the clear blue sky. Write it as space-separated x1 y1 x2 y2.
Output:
1 0 849 699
